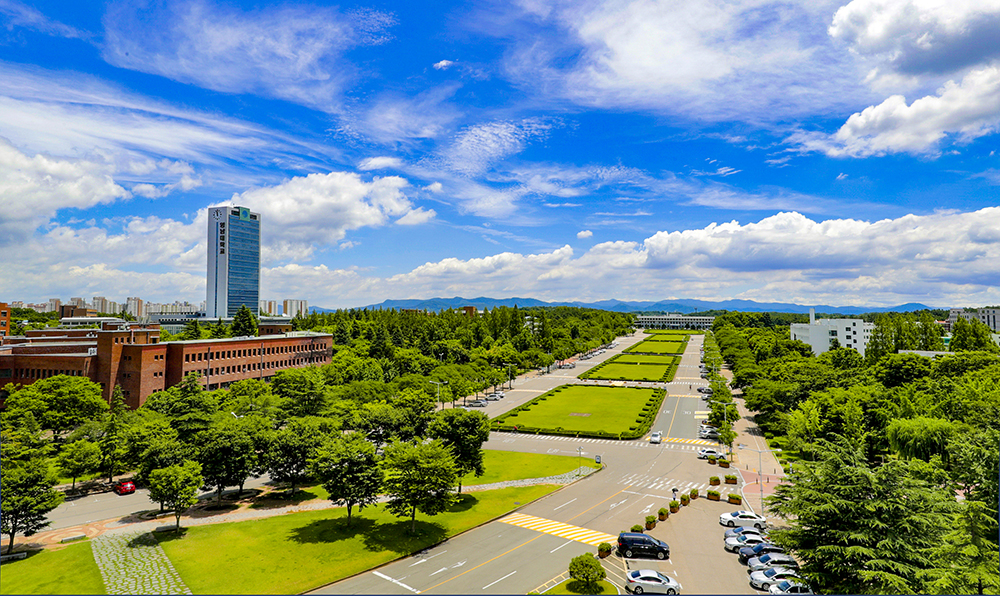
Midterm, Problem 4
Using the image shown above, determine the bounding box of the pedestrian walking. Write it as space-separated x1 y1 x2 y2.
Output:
672 487 678 501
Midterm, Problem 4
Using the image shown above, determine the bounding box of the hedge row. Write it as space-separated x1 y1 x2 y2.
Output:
578 355 679 382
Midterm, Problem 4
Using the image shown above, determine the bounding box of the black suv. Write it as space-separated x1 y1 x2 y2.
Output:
617 532 670 560
738 542 785 564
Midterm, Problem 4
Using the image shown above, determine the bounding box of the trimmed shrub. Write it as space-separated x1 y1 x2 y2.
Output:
709 476 721 485
631 524 644 533
689 488 698 499
680 494 690 506
725 474 738 484
707 490 721 501
658 507 668 521
728 494 743 505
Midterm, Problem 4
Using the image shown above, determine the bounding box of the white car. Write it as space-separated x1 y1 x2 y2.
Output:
625 569 682 595
698 448 723 459
749 567 801 591
720 510 768 529
769 580 813 594
725 533 767 552
650 431 663 444
485 393 502 401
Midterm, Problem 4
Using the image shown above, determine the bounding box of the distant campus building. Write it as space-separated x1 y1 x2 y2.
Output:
0 205 331 409
790 309 874 357
635 313 715 330
944 307 1000 332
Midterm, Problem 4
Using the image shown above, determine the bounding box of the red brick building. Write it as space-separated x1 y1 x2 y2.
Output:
0 320 332 409
0 302 9 338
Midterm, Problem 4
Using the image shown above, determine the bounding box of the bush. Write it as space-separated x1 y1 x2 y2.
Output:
669 500 680 510
689 488 698 498
707 489 720 499
569 552 606 588
725 474 737 482
598 542 612 556
630 524 644 533
680 494 690 506
658 507 668 518
728 494 743 505
709 476 720 484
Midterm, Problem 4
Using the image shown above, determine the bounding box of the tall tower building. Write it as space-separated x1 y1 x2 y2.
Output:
207 205 261 318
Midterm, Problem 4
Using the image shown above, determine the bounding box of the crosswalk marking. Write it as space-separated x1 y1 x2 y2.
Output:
500 513 617 546
490 431 718 447
616 473 737 492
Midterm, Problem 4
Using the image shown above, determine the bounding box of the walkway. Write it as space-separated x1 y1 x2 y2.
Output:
91 529 191 595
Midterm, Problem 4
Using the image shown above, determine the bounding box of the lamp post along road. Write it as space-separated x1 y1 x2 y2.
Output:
738 443 781 516
430 380 448 410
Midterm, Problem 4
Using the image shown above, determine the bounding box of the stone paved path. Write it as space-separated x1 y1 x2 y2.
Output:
91 529 191 595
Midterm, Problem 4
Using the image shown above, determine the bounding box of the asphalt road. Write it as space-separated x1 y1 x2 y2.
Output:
314 333 760 595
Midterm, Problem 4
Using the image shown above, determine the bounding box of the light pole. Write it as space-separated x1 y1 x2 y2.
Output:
430 380 448 410
577 447 582 476
738 443 781 516
502 362 513 390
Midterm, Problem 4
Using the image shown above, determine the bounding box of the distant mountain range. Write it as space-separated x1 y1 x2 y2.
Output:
309 297 940 316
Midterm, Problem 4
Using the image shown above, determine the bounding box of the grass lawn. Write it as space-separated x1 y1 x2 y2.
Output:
463 450 600 486
580 362 674 382
644 330 698 336
625 340 685 354
547 579 618 594
498 385 659 434
610 354 676 365
0 542 105 596
157 485 557 594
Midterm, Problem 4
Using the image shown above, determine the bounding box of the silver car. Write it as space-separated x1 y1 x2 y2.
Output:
725 533 767 552
720 511 768 529
749 567 801 591
724 525 766 540
625 569 682 595
769 580 813 594
650 431 663 444
747 553 799 573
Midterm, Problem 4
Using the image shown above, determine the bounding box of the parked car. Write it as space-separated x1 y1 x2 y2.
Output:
625 569 682 595
749 567 802 590
720 511 768 529
113 480 136 495
698 448 723 459
618 532 671 560
697 387 713 394
699 430 719 439
769 580 813 594
725 533 767 552
724 525 766 540
747 553 799 573
650 431 663 444
739 543 786 564
466 400 488 407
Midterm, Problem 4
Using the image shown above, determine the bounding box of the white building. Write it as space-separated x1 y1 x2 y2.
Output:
947 308 1000 332
635 313 715 330
283 299 308 318
260 300 279 316
790 309 873 357
125 296 145 318
207 206 261 318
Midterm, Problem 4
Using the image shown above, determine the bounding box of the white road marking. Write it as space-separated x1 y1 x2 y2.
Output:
554 498 577 511
453 560 466 568
430 567 448 576
609 498 628 509
550 540 574 553
482 571 517 590
373 571 419 594
410 551 446 566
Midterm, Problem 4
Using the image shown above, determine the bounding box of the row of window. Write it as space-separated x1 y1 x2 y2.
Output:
9 368 84 379
192 356 320 377
182 343 321 363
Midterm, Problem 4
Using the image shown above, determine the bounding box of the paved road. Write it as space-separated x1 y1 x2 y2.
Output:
315 333 759 595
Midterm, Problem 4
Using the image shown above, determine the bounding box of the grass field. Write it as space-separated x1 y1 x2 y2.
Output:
496 385 659 434
579 362 674 382
644 330 699 335
611 354 677 365
0 542 105 596
463 450 600 485
625 340 685 354
548 579 618 595
157 485 558 594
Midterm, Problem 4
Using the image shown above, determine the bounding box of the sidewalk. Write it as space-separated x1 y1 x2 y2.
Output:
719 367 786 517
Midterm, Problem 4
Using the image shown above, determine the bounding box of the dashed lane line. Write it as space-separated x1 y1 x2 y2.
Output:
499 513 617 547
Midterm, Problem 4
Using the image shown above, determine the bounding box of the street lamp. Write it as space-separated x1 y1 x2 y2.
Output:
430 380 448 410
577 447 583 476
502 362 513 390
738 443 782 516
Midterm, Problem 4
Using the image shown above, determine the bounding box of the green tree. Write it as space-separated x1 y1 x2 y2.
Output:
950 316 1000 353
231 304 259 338
767 436 954 595
57 440 101 490
268 418 327 493
308 433 382 526
568 553 606 590
381 439 457 533
1 457 64 554
179 319 203 340
197 419 259 505
209 320 230 339
272 367 326 418
427 409 490 492
921 500 1000 595
219 379 281 420
886 416 956 463
142 373 217 443
2 376 108 438
147 460 204 531
99 386 128 483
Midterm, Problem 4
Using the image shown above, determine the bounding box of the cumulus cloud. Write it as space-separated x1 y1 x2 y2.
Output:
577 230 593 239
795 65 1000 156
433 60 455 70
101 0 396 112
395 207 436 225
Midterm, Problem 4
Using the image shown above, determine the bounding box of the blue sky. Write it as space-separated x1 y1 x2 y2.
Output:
1 0 999 309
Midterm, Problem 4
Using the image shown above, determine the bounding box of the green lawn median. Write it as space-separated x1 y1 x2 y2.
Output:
624 340 685 354
156 485 559 594
579 356 678 382
492 385 665 440
0 542 105 596
464 450 600 486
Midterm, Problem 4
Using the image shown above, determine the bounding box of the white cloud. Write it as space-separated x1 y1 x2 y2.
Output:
349 85 463 144
101 0 396 112
577 230 593 239
424 182 444 193
830 0 1000 77
395 207 436 226
796 65 1000 156
433 60 455 70
0 0 90 39
836 173 848 180
358 156 404 171
0 138 130 241
442 118 554 175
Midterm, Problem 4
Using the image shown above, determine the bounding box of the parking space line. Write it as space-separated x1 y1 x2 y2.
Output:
372 571 419 594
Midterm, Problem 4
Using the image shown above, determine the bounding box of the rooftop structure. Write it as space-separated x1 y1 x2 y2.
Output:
207 205 261 318
789 309 873 357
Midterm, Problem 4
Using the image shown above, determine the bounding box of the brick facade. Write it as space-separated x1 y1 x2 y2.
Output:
0 320 332 409
0 302 9 338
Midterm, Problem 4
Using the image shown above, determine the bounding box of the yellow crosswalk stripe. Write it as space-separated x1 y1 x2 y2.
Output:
499 513 617 546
